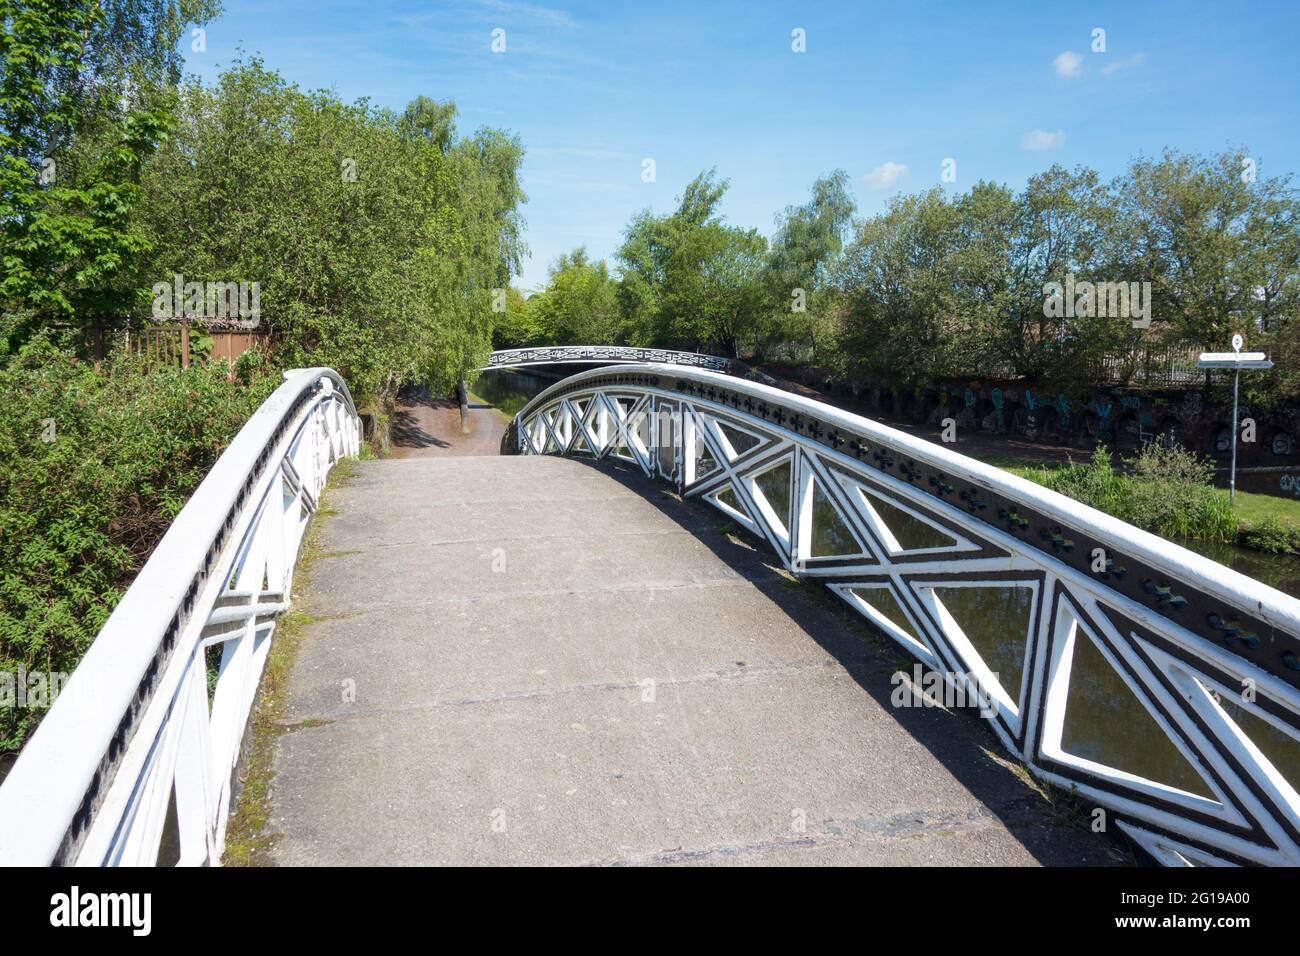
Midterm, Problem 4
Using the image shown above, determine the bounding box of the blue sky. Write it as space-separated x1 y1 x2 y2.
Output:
185 0 1300 291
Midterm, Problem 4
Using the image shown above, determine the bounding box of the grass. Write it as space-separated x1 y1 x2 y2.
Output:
222 456 356 866
968 452 1071 472
1233 488 1300 526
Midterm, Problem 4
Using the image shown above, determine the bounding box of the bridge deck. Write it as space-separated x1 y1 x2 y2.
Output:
266 455 1120 865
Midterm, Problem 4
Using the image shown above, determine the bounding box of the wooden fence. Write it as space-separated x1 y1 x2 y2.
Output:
85 324 270 369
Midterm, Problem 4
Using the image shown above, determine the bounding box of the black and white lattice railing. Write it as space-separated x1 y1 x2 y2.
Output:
515 364 1300 867
486 345 735 373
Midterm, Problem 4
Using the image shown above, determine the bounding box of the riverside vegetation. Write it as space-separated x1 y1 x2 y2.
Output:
1007 444 1299 556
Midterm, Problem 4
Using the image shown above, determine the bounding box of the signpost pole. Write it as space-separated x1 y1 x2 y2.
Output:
1230 365 1240 504
1197 335 1271 509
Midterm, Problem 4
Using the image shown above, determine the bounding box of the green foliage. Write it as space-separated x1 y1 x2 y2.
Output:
131 60 525 404
763 170 856 362
615 168 773 355
1 1 220 344
525 248 621 345
1238 517 1300 556
836 188 964 386
1028 444 1237 542
1112 150 1265 350
0 343 277 750
661 222 767 357
835 150 1300 396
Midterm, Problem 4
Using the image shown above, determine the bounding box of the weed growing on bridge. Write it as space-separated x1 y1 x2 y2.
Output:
223 459 355 866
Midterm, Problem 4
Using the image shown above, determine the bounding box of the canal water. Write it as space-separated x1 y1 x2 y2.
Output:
470 367 557 419
1177 537 1300 599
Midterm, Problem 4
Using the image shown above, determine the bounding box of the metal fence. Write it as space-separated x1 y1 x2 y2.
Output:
516 364 1300 866
1098 345 1206 388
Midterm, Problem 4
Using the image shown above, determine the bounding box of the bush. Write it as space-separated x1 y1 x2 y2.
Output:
1239 517 1300 555
1121 443 1237 541
1037 446 1125 516
1034 444 1236 542
0 344 278 751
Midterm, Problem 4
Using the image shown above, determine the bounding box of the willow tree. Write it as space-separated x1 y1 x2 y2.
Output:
133 61 527 403
762 170 856 363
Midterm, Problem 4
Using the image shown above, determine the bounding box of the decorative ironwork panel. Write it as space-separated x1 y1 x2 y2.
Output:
515 365 1300 867
486 345 734 373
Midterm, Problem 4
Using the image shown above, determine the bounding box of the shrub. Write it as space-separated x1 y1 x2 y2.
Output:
1239 517 1300 555
1034 444 1236 542
1120 443 1237 541
1038 446 1125 516
0 344 277 751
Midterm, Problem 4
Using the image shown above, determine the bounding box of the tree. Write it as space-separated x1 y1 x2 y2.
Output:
0 0 221 349
1008 164 1117 382
1110 150 1260 351
616 168 729 347
528 248 622 345
836 188 966 386
133 60 526 403
663 224 768 357
491 287 545 349
763 170 856 361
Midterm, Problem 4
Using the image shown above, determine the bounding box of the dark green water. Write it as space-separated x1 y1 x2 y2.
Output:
470 368 555 418
1176 537 1300 599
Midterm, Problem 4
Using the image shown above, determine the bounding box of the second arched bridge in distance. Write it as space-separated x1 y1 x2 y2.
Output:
484 345 737 374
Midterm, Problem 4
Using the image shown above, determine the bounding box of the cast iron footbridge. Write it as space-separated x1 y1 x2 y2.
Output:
1 355 1298 867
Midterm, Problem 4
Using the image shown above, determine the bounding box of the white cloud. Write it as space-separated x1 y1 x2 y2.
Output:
1021 129 1065 151
862 161 910 190
1053 51 1084 78
474 0 577 29
1101 52 1147 76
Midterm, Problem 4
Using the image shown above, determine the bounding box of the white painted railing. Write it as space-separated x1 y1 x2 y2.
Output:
486 345 735 373
515 364 1300 867
0 368 359 866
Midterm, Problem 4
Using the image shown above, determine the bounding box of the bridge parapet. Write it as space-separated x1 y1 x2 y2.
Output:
486 345 735 373
515 364 1300 866
0 368 360 866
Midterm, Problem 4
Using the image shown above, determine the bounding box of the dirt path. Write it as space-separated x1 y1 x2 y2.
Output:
389 385 507 458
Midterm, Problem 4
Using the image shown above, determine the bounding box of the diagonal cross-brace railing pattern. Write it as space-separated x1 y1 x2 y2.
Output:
514 364 1300 867
486 345 735 373
0 368 360 866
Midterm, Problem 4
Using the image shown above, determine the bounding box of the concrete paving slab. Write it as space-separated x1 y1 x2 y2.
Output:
268 455 1122 866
